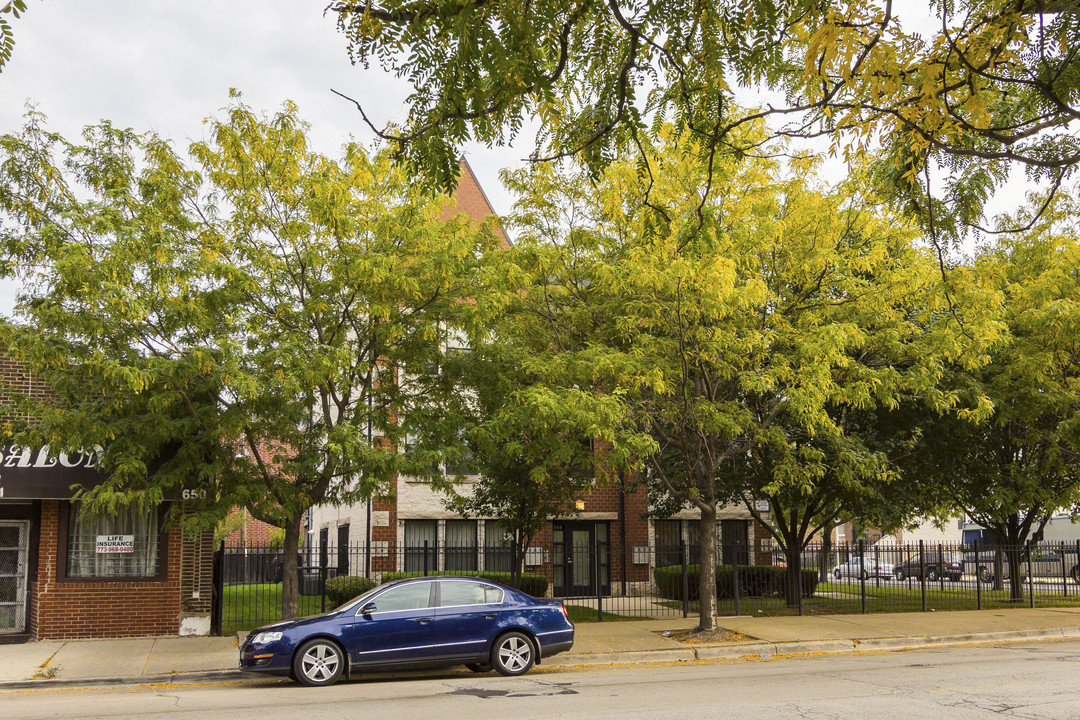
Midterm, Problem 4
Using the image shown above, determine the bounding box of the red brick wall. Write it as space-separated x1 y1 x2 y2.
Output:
441 160 511 248
33 500 215 639
225 510 276 547
32 501 187 639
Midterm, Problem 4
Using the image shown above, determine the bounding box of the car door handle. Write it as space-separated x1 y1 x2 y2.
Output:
414 618 432 625
484 613 497 619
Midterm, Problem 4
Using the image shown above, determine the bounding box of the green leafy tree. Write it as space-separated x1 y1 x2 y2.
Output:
0 97 499 618
0 1 31 73
331 1 1078 236
898 197 1080 599
492 126 982 628
436 336 639 579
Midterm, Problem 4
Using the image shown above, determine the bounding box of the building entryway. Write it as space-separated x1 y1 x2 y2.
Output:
0 520 29 634
553 521 610 597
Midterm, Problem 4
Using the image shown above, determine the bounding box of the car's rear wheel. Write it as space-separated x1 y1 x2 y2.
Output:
894 568 906 581
927 568 939 582
1072 566 1080 585
466 663 492 673
293 638 345 687
979 567 993 583
833 568 842 580
492 631 535 677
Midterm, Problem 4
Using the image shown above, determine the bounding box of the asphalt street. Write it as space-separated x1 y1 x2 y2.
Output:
3 639 1079 719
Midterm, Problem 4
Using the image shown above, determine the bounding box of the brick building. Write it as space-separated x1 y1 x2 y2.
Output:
304 160 765 597
0 355 214 643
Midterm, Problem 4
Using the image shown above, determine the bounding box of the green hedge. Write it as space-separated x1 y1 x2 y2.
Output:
653 564 818 600
380 570 549 597
325 575 379 607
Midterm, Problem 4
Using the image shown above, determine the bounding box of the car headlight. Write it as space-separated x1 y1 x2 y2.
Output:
251 631 284 645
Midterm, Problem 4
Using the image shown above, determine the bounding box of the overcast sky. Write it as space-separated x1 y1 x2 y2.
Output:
0 2 1040 313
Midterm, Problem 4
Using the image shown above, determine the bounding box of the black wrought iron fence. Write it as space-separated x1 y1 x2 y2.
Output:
212 538 1080 636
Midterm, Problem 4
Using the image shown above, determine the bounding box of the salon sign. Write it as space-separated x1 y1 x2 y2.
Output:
95 535 135 554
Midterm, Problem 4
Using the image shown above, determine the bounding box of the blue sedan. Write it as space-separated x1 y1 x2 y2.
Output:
239 576 575 686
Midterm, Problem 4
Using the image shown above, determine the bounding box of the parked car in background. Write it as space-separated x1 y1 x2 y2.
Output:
893 551 965 581
831 557 893 580
966 547 1079 584
239 576 575 687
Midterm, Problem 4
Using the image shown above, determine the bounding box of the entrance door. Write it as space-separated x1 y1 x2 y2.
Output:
721 520 750 566
0 521 29 634
553 522 609 597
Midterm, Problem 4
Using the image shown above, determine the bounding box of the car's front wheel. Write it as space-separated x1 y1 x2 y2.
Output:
833 568 842 580
894 568 906 581
293 638 345 687
492 631 535 677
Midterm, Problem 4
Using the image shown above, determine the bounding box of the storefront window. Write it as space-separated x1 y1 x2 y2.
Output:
66 502 160 578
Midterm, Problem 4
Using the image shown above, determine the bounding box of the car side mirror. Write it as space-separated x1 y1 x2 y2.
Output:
361 602 377 616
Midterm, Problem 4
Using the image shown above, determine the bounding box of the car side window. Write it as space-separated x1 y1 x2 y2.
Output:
368 582 434 612
439 581 499 607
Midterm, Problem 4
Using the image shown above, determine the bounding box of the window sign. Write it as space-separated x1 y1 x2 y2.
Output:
95 535 135 554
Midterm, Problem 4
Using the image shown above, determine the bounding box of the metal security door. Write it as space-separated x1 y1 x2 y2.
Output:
0 521 29 634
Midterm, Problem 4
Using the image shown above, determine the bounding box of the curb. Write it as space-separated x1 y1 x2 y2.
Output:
0 669 253 692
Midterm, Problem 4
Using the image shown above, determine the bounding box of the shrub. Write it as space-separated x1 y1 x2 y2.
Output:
653 564 818 600
379 570 549 597
325 575 378 607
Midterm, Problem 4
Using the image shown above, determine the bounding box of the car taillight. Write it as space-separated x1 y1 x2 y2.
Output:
559 604 568 619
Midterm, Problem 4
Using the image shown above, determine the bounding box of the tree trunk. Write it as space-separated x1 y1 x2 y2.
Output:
697 503 718 631
1005 545 1025 602
281 514 302 620
784 531 803 607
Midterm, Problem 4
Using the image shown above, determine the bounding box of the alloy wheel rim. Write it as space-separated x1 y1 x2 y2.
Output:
301 643 339 682
499 636 531 672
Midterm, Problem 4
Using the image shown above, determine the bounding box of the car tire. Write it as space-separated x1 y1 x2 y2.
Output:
927 568 939 582
834 568 842 580
861 570 868 580
1072 566 1080 585
979 568 992 583
491 631 535 677
293 638 345 687
466 663 493 673
894 569 905 581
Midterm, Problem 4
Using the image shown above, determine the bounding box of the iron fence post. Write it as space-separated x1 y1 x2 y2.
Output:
874 544 880 589
859 538 867 614
920 539 927 612
424 540 430 577
596 539 603 622
798 544 805 617
681 539 689 619
1062 541 1068 598
323 553 329 613
975 540 982 611
733 545 741 618
211 540 224 637
938 543 945 594
1027 541 1035 608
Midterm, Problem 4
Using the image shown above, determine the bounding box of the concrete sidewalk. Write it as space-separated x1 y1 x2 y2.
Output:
4 607 1080 690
